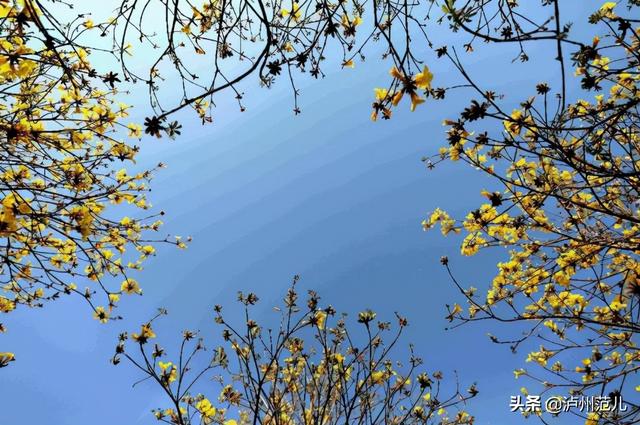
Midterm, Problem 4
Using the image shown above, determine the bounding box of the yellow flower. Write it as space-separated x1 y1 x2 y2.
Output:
504 109 525 136
341 14 363 29
600 2 616 13
586 412 600 425
131 323 156 343
0 3 12 18
609 297 627 312
371 370 387 384
414 65 433 90
391 91 403 106
410 92 425 112
127 123 142 138
140 245 156 256
389 66 404 80
120 278 141 294
342 59 355 68
314 310 327 330
0 296 15 313
281 2 302 22
374 88 389 101
196 398 217 418
461 233 486 256
158 361 173 371
167 366 178 383
93 306 109 323
0 352 15 367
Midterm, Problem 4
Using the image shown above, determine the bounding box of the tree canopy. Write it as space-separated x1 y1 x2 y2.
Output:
115 280 477 425
0 0 187 340
422 1 640 423
1 1 640 424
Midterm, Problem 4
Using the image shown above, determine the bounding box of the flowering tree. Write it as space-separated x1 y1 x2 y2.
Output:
2 1 639 424
114 278 478 425
0 0 438 366
0 0 187 364
0 0 438 369
105 0 437 131
421 1 640 423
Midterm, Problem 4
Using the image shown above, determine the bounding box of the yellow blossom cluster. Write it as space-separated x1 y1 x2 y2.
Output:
426 2 640 419
0 0 187 343
371 66 434 121
116 286 477 425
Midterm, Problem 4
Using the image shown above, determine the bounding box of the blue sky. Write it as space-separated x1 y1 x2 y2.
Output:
0 1 600 424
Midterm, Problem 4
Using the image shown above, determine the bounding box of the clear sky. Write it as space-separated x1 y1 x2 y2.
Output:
1 1 599 424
